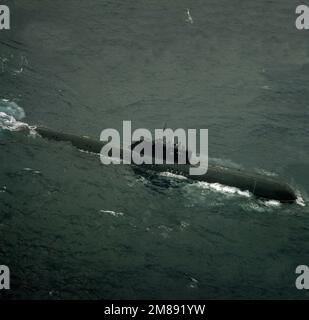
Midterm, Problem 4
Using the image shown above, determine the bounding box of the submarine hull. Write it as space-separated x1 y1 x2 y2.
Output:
141 164 296 203
35 126 297 203
35 126 105 154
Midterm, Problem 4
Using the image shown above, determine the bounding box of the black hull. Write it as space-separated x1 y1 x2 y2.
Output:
35 126 297 203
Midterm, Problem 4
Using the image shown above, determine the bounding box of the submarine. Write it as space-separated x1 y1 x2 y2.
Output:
34 126 297 203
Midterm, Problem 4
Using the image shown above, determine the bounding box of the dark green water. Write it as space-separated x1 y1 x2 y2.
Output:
0 0 309 299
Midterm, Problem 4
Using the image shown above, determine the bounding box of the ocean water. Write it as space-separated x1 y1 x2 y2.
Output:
0 0 309 299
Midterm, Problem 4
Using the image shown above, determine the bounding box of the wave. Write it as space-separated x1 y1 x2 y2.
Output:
193 180 251 198
0 99 36 136
99 209 124 217
295 190 306 207
0 99 25 120
0 111 30 132
159 171 188 180
159 169 251 198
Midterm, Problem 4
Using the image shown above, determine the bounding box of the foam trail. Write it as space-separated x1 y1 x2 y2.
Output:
0 112 30 132
159 172 188 180
100 209 124 217
295 191 306 207
186 8 194 24
194 181 251 198
0 99 25 120
162 170 251 198
0 100 36 137
264 200 281 207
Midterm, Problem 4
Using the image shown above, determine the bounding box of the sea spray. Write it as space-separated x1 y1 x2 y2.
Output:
0 99 25 120
0 99 35 137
